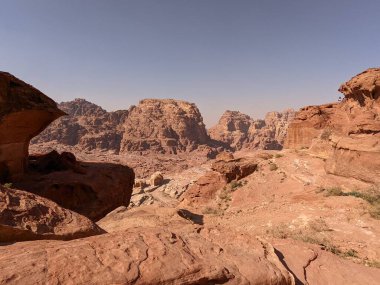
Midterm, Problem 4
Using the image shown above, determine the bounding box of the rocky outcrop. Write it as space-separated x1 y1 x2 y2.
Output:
180 171 227 208
0 185 104 242
211 157 258 182
15 151 135 221
274 239 380 285
32 99 129 152
0 72 64 181
209 109 295 151
285 68 380 184
0 223 295 285
120 99 212 154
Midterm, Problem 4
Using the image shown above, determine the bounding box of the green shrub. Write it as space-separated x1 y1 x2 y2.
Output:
230 180 243 191
3 183 12 189
320 129 332 140
320 187 380 220
269 163 278 171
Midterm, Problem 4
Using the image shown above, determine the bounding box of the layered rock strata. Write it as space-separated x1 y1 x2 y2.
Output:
285 68 380 184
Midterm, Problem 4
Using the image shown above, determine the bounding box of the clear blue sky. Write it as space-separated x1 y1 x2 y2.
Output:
1 0 379 126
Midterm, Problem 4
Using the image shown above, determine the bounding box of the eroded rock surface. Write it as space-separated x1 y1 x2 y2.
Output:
0 217 295 285
0 72 64 180
285 68 380 184
0 185 104 242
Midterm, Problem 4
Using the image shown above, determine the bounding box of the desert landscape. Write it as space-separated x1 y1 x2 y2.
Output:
0 67 379 284
1 1 379 284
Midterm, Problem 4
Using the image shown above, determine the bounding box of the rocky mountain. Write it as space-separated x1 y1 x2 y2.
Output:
32 98 129 152
209 109 295 151
285 68 380 184
119 99 211 154
33 98 219 156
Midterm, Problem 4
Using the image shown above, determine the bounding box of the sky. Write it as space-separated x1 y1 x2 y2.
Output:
0 0 379 127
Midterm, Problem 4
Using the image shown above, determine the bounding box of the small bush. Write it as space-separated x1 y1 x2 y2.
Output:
344 249 359 258
269 163 278 171
230 180 243 191
275 153 284 158
320 129 332 140
202 207 219 215
3 183 12 189
365 260 380 268
320 187 380 220
323 187 344 196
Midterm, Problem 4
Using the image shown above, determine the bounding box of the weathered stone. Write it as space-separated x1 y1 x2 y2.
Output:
0 72 64 180
0 185 104 242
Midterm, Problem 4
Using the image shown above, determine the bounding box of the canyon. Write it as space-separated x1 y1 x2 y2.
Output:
0 68 379 284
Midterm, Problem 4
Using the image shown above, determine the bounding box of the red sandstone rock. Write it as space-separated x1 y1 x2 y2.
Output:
274 239 380 285
0 185 104 242
209 109 294 151
120 99 212 154
285 68 380 184
180 171 227 207
216 151 235 161
0 224 295 285
15 152 135 221
0 72 64 180
32 98 129 152
211 157 258 182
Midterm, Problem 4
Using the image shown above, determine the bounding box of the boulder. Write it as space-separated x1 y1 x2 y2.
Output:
211 158 258 182
0 185 104 242
216 151 235 161
149 171 164 186
134 178 147 189
181 171 227 207
0 72 64 180
15 152 135 221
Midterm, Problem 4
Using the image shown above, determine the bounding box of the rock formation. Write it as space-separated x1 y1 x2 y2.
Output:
0 72 64 181
211 157 258 182
32 98 129 152
0 224 295 285
0 185 104 242
120 99 212 154
209 109 295 151
285 68 380 184
15 151 135 221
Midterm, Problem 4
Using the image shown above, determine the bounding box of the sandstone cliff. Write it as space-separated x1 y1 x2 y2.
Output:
32 99 129 152
119 99 212 154
285 68 380 184
209 109 294 151
0 72 64 181
32 98 219 156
